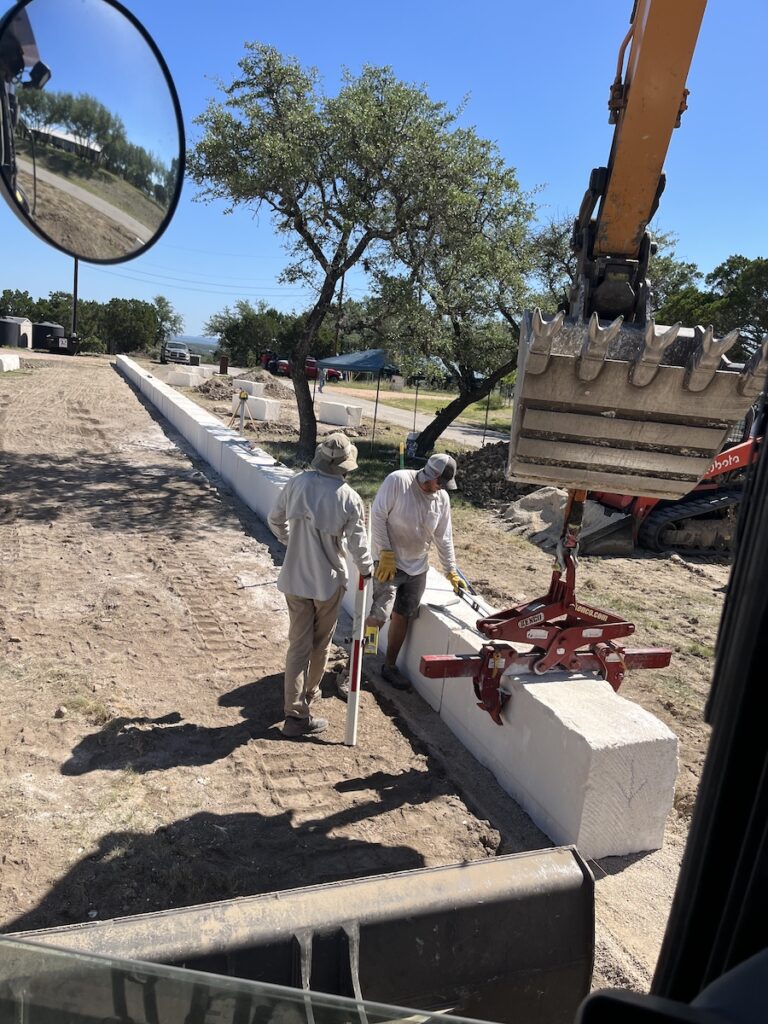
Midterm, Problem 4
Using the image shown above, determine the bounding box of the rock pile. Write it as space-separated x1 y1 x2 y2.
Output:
454 441 538 507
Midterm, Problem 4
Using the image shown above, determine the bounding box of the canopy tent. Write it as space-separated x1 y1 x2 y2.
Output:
317 349 398 375
317 349 398 446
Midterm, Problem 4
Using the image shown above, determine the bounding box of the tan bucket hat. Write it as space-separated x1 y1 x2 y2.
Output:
311 433 359 475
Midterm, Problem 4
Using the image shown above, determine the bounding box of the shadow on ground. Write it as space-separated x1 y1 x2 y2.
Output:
2 804 426 935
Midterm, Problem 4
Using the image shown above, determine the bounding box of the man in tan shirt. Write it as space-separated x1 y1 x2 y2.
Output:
268 434 372 737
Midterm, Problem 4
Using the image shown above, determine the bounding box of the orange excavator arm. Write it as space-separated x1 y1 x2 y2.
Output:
570 0 707 324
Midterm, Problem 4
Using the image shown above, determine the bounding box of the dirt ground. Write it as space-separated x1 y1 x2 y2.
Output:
0 354 729 996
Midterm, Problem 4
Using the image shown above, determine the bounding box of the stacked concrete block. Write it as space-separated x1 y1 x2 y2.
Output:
0 354 21 372
116 354 680 860
317 401 364 427
232 379 266 397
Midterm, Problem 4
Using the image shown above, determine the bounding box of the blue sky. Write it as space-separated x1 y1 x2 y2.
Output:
2 0 765 337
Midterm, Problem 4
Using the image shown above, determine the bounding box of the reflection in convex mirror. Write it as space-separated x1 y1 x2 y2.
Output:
0 0 183 263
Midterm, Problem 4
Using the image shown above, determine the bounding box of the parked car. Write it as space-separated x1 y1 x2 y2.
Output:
275 357 341 381
160 341 190 365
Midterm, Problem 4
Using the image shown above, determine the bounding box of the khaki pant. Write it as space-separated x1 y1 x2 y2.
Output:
283 588 344 719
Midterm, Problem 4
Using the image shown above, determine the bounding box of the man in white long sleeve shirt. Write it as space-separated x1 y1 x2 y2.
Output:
268 434 373 737
367 453 465 690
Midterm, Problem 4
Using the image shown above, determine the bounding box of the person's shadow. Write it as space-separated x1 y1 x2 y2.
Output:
2 805 426 935
61 673 296 777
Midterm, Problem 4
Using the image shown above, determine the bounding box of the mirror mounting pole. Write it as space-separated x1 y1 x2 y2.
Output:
71 256 78 340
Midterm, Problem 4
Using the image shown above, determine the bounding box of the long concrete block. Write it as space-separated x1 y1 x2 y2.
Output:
230 394 274 420
317 400 363 427
0 354 21 371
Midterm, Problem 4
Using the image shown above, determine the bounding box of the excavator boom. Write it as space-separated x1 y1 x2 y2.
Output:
596 0 706 261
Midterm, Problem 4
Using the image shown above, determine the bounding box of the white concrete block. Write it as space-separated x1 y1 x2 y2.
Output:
250 396 281 421
0 354 21 372
199 424 235 476
232 379 266 397
317 401 363 427
166 370 204 388
230 394 274 420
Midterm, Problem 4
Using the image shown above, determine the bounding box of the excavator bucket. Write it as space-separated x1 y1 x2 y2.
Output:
509 310 768 500
11 851 594 1024
579 509 636 556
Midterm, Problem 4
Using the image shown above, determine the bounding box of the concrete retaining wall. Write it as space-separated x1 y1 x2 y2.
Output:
116 354 678 859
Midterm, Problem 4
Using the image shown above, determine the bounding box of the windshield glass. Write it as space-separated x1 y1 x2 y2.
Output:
0 937 487 1024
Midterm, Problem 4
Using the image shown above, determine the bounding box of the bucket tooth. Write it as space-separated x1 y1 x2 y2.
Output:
684 326 741 392
629 320 681 387
526 308 565 375
738 335 768 399
577 313 623 381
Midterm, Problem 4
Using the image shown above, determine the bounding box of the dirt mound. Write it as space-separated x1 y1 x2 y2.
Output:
503 487 626 551
194 377 233 401
245 421 298 439
235 368 294 399
455 442 537 506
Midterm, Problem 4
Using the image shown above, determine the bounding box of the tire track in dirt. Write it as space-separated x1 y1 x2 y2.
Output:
2 358 502 937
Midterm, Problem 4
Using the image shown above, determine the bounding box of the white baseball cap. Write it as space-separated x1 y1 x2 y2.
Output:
418 453 457 490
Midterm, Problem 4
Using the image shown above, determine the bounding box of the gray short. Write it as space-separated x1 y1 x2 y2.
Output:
369 569 427 623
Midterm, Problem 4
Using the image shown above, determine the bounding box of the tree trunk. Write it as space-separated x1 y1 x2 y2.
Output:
293 368 317 462
415 359 516 456
291 277 341 462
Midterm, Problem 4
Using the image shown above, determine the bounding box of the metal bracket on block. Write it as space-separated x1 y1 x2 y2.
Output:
420 493 672 726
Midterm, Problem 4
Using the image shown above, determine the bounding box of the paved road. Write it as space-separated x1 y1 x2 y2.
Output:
316 388 509 449
17 157 153 243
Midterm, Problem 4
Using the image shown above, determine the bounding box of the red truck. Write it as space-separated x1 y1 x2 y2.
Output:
275 356 341 381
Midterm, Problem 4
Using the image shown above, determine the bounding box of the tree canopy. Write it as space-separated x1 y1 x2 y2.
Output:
655 255 768 359
0 289 182 355
188 44 531 459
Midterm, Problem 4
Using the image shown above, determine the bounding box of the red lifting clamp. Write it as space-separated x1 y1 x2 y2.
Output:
420 491 672 725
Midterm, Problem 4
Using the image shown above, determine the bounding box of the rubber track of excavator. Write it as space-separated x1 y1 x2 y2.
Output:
638 490 742 555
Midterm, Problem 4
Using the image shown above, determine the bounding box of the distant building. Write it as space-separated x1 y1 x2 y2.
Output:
31 127 102 162
0 316 32 349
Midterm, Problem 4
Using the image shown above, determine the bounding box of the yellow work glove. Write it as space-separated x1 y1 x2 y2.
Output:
375 549 397 582
446 570 467 595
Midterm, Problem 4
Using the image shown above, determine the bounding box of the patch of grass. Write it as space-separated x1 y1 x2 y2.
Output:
16 141 164 228
65 694 113 726
257 430 470 505
686 640 716 659
37 664 114 726
658 672 699 706
327 380 513 433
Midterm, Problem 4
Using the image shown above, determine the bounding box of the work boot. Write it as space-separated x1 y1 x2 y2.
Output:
380 664 411 691
282 715 329 739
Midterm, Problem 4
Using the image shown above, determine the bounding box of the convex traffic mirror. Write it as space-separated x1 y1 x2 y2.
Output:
0 0 183 263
